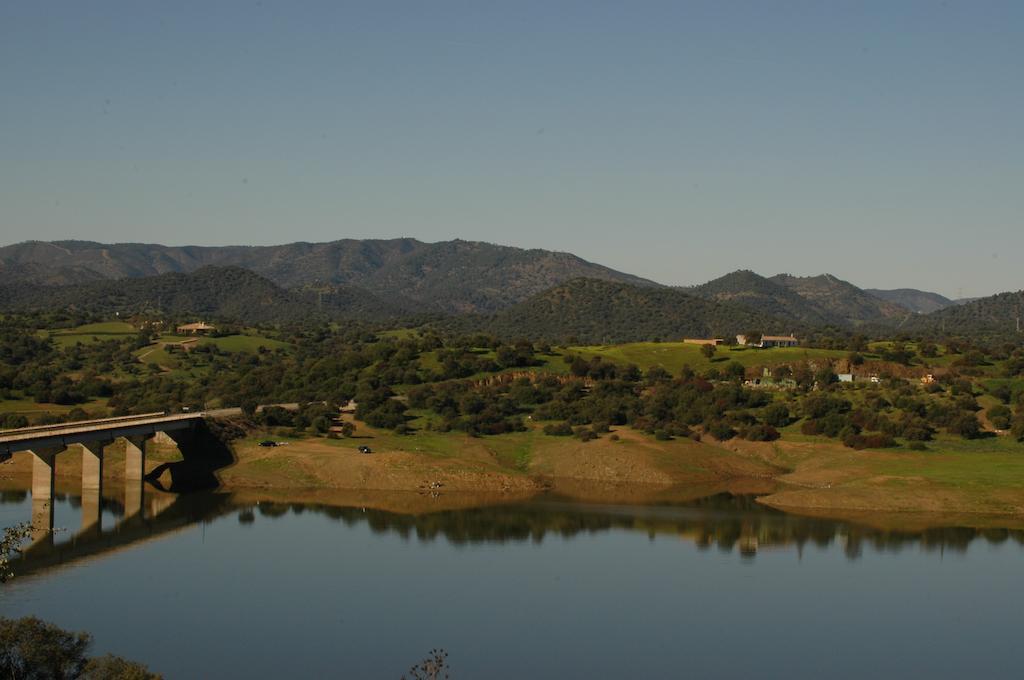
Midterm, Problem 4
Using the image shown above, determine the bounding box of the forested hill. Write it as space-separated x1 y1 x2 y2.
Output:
0 266 418 325
865 288 953 314
900 290 1024 339
690 270 843 327
435 278 794 343
0 239 659 314
769 273 909 325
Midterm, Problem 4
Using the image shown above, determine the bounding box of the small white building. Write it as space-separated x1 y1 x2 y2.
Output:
736 334 799 349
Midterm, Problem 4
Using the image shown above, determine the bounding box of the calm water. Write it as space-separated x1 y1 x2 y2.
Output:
1 487 1022 679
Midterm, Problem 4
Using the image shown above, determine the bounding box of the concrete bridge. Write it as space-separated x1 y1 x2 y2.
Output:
0 412 204 542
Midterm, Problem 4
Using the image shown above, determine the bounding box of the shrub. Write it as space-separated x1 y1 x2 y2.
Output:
948 413 982 440
742 423 780 442
763 404 790 428
988 404 1012 430
707 421 736 441
543 422 573 436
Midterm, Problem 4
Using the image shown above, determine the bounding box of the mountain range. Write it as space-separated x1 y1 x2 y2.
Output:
0 239 656 315
0 238 1018 340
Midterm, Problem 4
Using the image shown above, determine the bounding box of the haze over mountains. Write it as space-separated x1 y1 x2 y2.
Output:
0 238 1019 340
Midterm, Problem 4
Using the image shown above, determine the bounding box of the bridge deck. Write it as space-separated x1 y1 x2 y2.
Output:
0 412 203 453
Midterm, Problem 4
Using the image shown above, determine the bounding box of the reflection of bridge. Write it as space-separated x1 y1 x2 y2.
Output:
6 488 234 578
0 413 203 544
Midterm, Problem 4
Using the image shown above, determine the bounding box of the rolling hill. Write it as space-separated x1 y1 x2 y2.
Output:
900 290 1024 338
769 273 910 325
690 270 843 326
865 288 953 314
0 266 415 325
436 278 793 343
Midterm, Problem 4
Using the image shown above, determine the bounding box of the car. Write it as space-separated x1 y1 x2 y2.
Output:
258 440 278 447
358 445 372 454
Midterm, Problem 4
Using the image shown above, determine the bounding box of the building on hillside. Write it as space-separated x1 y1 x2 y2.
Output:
683 338 724 346
837 373 854 383
736 334 799 349
176 322 216 335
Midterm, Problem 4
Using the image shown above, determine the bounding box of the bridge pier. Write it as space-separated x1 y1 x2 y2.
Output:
124 435 149 482
29 446 63 543
30 446 62 501
123 435 151 520
79 441 109 533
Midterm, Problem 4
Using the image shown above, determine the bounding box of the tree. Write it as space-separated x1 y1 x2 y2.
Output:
700 344 717 360
84 655 162 680
949 413 982 439
988 404 1012 430
0 617 91 679
764 403 790 428
1 523 31 583
0 617 161 680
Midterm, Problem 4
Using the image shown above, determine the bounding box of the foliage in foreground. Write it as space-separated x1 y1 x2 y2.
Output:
1 523 32 583
0 617 161 680
402 648 450 680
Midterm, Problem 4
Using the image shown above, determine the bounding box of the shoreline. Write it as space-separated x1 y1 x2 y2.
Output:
3 422 1024 529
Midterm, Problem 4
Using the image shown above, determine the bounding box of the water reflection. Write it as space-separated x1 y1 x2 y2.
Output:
233 493 1024 560
3 485 1023 576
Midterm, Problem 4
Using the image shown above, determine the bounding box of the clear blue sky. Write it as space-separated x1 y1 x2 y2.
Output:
2 1 1021 298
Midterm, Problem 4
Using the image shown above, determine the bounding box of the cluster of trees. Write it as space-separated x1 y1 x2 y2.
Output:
0 616 161 679
3 311 1024 449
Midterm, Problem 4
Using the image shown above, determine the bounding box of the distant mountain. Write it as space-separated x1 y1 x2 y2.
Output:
437 278 793 343
865 288 953 314
690 270 842 327
0 266 414 325
0 239 659 315
901 290 1024 338
769 274 909 326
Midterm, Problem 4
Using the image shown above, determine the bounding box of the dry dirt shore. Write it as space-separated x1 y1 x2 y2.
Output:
4 423 1024 527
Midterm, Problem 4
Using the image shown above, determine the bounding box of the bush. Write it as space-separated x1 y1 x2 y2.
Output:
0 617 161 680
654 429 672 441
948 413 982 440
763 404 790 428
843 432 896 450
742 423 780 442
988 404 1012 430
707 421 736 441
543 422 573 436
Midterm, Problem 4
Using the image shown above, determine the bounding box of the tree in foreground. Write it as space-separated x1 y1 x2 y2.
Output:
402 648 450 680
0 617 162 680
1 523 32 583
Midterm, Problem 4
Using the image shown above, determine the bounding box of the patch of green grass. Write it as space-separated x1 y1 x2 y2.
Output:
479 430 540 472
200 334 290 353
567 342 847 374
872 442 1024 491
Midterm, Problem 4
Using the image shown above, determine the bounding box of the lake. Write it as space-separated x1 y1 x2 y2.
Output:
1 485 1022 679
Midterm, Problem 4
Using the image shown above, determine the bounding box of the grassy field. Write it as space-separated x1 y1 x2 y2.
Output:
567 342 848 374
133 332 291 372
200 334 290 352
42 321 138 347
0 395 109 415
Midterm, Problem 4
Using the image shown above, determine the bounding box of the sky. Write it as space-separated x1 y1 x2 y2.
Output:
1 1 1021 298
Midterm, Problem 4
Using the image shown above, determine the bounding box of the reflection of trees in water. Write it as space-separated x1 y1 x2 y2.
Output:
244 494 1024 560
